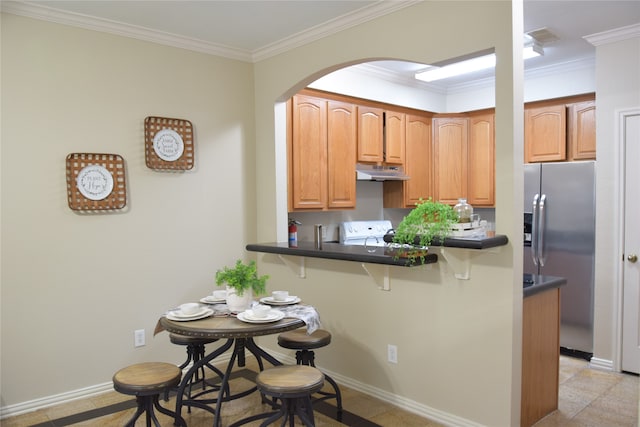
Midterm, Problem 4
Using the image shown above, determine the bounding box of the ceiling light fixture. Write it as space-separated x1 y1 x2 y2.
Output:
415 39 543 83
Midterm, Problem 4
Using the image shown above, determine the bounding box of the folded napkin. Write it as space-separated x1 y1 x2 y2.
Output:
274 304 321 334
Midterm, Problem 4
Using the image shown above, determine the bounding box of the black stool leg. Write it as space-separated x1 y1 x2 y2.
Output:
124 396 146 427
295 349 343 417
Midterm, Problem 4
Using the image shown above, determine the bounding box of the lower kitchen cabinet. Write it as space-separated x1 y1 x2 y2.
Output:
521 288 560 427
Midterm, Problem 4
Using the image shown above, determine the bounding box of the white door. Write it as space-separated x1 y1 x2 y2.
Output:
622 110 640 374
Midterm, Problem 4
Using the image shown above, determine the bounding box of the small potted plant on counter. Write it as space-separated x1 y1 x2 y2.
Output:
392 197 458 264
215 259 268 312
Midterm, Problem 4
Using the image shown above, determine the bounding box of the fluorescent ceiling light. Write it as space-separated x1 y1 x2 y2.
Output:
415 42 543 83
415 54 496 82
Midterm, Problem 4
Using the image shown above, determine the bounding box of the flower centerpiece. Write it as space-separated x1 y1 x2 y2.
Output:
215 259 268 312
392 197 458 264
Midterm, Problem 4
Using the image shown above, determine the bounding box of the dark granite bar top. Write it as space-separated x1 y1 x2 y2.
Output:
246 241 437 267
523 274 566 298
383 233 509 249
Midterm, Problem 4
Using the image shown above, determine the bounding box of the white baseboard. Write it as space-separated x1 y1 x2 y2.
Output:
271 350 483 427
2 351 477 427
589 357 614 371
0 382 114 419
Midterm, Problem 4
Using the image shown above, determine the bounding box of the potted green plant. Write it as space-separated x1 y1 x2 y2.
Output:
215 259 269 312
392 197 458 264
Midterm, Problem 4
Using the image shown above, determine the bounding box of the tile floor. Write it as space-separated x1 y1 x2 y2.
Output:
1 356 637 426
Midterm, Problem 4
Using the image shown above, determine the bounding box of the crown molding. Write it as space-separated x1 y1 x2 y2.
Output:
1 1 253 61
1 0 419 63
251 1 420 62
584 23 640 46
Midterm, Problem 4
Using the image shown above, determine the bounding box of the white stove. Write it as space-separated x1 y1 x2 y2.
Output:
339 220 393 247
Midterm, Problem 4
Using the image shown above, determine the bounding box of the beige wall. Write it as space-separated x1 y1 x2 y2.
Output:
593 34 640 366
253 2 524 426
1 14 255 405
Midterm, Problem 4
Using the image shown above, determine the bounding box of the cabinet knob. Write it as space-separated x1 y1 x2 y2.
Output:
628 254 638 263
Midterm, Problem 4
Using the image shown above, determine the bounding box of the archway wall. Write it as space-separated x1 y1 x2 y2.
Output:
253 2 524 426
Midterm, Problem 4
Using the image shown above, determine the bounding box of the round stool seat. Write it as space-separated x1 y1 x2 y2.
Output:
113 362 181 396
278 329 331 350
257 365 324 397
169 333 216 346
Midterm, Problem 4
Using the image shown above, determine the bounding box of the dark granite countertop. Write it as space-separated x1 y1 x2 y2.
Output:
246 241 437 267
523 274 566 297
383 233 509 249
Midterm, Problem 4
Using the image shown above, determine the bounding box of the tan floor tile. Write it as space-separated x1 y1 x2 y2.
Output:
369 407 444 426
0 409 50 427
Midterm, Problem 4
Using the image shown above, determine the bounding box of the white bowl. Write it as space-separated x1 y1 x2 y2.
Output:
179 303 201 315
212 289 227 300
251 304 271 318
272 290 289 301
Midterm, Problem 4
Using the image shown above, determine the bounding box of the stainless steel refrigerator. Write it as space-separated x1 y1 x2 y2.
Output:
524 161 596 357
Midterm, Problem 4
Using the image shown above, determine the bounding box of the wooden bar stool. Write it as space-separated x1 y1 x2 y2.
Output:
230 365 324 427
277 328 343 416
113 362 186 427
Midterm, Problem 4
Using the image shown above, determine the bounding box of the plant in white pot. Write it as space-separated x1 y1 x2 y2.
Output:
215 260 268 312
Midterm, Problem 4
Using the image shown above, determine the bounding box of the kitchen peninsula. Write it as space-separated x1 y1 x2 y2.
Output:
246 234 508 266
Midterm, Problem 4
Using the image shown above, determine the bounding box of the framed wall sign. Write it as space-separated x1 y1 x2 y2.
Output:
144 116 194 171
66 153 127 211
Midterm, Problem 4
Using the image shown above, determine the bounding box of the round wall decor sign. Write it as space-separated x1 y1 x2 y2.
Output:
153 129 184 161
76 165 114 201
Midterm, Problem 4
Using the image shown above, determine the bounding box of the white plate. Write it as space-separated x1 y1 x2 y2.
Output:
259 296 301 306
76 165 114 201
166 308 213 321
200 296 226 304
168 307 209 318
237 309 284 323
153 129 184 161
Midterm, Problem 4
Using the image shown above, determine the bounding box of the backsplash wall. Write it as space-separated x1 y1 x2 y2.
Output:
287 181 495 243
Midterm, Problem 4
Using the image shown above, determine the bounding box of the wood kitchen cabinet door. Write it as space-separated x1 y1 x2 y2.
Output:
525 103 567 163
357 106 384 163
384 110 405 164
290 94 327 210
568 100 596 160
467 112 495 206
403 114 432 206
383 114 432 208
327 100 356 209
433 117 468 205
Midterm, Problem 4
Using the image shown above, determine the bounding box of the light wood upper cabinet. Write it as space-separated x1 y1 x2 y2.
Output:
291 94 327 210
326 100 357 209
384 110 405 164
568 100 596 161
357 106 384 163
525 103 567 163
468 112 495 206
433 117 468 205
384 114 432 208
289 94 355 211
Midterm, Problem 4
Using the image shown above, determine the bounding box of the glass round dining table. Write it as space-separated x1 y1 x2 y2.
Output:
158 314 305 427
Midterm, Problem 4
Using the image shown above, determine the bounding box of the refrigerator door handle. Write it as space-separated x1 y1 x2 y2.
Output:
537 194 547 267
531 194 540 266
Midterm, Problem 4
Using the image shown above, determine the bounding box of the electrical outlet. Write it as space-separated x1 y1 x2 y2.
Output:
387 344 398 364
134 329 145 347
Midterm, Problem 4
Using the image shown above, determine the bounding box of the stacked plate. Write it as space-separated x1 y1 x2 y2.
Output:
200 295 226 304
237 309 284 323
166 307 213 321
259 295 301 306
